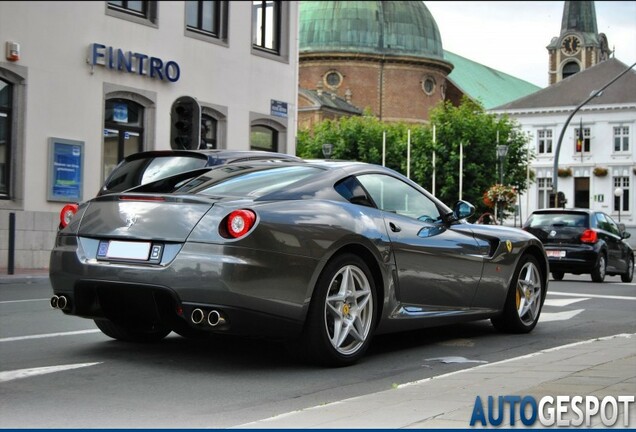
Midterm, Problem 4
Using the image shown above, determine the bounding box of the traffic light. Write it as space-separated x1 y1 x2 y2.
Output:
170 96 201 150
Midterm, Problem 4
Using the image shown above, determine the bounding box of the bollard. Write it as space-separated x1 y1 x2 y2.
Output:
8 212 15 275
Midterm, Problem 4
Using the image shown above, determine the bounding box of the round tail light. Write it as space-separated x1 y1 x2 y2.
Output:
59 203 79 228
226 210 256 238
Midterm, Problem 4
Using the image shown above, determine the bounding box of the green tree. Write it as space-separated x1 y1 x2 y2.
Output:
296 98 534 220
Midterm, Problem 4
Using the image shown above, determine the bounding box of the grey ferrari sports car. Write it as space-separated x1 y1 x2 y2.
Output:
50 160 549 366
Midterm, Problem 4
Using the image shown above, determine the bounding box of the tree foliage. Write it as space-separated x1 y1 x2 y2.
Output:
296 98 535 219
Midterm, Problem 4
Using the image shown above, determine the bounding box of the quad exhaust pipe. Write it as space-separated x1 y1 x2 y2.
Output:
190 308 226 327
50 295 69 310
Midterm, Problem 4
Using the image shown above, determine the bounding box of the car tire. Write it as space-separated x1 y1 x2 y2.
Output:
94 318 171 342
551 271 564 281
591 253 606 283
491 254 545 334
300 253 377 367
621 255 634 283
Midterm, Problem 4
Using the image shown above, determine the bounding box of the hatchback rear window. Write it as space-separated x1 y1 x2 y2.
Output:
189 165 323 198
526 213 588 228
104 156 208 193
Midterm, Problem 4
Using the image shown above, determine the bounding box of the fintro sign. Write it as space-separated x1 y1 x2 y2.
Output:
88 43 180 82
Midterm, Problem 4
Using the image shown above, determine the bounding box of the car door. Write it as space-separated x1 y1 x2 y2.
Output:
356 174 484 309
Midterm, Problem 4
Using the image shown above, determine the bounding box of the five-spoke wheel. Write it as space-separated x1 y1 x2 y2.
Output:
492 254 545 333
301 253 377 366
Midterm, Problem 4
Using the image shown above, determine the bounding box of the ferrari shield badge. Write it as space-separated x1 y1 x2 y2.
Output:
505 240 513 253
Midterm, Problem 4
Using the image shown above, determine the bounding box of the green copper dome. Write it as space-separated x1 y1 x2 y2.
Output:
299 1 444 60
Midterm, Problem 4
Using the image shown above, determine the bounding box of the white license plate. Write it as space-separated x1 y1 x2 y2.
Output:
546 250 566 258
102 241 151 260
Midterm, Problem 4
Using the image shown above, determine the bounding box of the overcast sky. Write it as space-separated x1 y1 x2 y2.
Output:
425 1 636 88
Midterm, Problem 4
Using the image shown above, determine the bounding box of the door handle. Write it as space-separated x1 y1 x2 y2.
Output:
390 222 401 232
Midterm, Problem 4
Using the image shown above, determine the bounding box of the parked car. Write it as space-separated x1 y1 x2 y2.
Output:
58 149 303 228
50 160 549 366
523 208 634 283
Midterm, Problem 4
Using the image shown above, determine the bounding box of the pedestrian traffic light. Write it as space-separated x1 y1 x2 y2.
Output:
170 96 201 150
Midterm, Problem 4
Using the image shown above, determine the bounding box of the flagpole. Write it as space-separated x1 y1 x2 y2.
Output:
432 125 436 196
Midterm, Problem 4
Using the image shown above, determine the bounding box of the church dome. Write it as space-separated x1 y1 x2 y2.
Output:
299 1 444 60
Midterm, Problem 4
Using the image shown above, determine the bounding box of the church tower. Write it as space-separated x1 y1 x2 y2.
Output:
547 1 612 85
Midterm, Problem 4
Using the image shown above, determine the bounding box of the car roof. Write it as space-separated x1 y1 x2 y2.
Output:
122 149 303 164
530 208 595 215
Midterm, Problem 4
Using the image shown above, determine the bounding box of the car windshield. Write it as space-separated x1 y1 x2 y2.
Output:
527 212 588 228
104 155 208 193
181 165 324 198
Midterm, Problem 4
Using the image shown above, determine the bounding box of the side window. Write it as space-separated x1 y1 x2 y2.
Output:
357 174 441 222
595 213 612 233
602 213 620 236
106 1 158 26
334 176 375 208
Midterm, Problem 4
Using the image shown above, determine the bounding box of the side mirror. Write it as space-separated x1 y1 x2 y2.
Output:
453 200 475 221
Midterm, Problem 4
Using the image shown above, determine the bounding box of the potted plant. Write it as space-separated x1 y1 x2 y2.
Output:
557 167 572 178
593 167 608 177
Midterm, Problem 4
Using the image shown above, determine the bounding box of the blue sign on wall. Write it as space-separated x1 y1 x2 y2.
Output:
48 138 84 202
271 100 288 118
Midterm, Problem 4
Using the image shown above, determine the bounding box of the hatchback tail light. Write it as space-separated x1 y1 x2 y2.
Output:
225 210 256 239
59 203 79 228
580 229 598 244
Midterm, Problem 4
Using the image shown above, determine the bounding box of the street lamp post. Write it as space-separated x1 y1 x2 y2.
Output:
614 187 624 222
496 144 509 225
552 62 636 208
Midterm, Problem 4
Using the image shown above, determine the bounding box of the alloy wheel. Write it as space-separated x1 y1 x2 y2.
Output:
515 261 542 326
323 264 374 356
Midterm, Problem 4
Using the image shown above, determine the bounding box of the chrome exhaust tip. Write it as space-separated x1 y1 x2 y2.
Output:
207 310 226 327
191 308 205 325
57 295 68 310
50 295 59 309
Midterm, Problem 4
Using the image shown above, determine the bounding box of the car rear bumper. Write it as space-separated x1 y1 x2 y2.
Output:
49 237 319 339
544 246 598 273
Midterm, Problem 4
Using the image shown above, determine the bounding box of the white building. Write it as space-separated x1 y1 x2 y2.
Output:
0 1 299 270
491 58 636 239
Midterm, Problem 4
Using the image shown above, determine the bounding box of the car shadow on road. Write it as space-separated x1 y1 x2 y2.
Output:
68 319 505 372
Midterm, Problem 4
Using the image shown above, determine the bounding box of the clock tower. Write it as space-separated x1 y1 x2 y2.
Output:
547 1 612 85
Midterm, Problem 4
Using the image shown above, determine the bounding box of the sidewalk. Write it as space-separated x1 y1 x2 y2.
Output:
0 268 49 283
237 334 636 429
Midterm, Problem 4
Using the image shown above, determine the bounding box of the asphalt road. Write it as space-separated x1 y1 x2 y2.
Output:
1 274 634 428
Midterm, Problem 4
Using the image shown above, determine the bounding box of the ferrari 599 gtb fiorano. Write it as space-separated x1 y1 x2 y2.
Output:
50 161 549 366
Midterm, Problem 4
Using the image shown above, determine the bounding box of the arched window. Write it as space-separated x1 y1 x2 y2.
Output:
562 62 580 80
0 78 12 197
104 98 144 180
250 125 278 152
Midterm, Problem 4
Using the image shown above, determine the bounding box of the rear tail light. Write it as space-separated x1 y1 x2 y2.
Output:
59 203 79 229
225 210 256 239
580 229 598 244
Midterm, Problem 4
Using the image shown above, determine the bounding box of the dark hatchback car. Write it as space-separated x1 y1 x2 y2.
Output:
59 149 302 228
523 208 634 282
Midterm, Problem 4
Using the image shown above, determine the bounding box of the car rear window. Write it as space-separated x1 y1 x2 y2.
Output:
526 212 588 228
192 165 323 198
104 155 208 193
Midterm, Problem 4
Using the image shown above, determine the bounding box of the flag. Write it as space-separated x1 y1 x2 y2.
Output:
576 118 583 152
